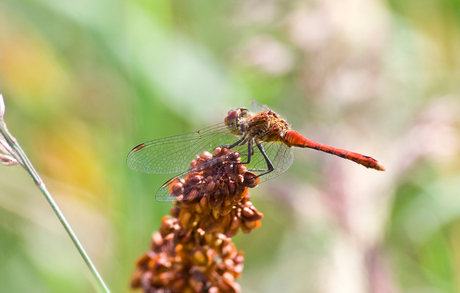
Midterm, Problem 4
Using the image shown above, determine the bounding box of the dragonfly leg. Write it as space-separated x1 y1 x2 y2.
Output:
237 140 274 176
222 136 247 149
231 139 252 164
222 138 274 177
239 139 255 157
229 139 255 166
252 141 274 176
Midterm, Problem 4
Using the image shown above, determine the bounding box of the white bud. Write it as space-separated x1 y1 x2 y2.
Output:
0 94 5 118
0 154 19 166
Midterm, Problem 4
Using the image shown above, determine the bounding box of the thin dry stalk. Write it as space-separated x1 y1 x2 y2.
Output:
0 94 110 293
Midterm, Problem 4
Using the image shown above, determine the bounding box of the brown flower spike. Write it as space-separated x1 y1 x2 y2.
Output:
131 147 264 293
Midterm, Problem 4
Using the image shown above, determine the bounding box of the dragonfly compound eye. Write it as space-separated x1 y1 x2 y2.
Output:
225 110 237 124
225 110 241 134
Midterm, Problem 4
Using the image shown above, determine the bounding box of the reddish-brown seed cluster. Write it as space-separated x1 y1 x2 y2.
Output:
131 148 264 293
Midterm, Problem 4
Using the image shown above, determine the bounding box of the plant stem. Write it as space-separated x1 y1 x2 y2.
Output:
0 120 111 293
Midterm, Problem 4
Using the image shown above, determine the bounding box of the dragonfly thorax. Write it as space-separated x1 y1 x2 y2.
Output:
244 110 292 143
225 108 291 143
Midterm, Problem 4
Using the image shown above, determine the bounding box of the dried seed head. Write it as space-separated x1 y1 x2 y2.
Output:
179 210 192 227
188 189 198 200
195 203 203 214
242 207 254 218
169 180 184 197
152 232 163 248
193 250 207 265
201 151 213 159
131 148 264 293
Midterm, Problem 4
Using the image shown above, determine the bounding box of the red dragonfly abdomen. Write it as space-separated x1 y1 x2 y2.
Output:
284 130 386 171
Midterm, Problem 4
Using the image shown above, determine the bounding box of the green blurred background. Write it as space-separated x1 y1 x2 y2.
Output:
1 0 460 292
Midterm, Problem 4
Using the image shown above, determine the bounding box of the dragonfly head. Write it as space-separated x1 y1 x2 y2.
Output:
225 107 249 135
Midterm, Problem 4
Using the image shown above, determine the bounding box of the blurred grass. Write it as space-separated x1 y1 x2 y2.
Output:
1 0 460 292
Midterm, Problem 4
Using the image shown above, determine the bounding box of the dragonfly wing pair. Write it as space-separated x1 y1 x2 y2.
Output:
127 122 237 174
127 122 295 191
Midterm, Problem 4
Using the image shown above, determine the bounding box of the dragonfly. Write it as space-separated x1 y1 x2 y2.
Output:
127 100 385 202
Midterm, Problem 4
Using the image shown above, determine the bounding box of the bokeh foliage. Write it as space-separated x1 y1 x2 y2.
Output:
1 0 460 292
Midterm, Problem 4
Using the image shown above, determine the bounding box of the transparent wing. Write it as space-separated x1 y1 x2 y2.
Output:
155 142 293 202
250 100 271 113
127 122 241 174
156 174 189 203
